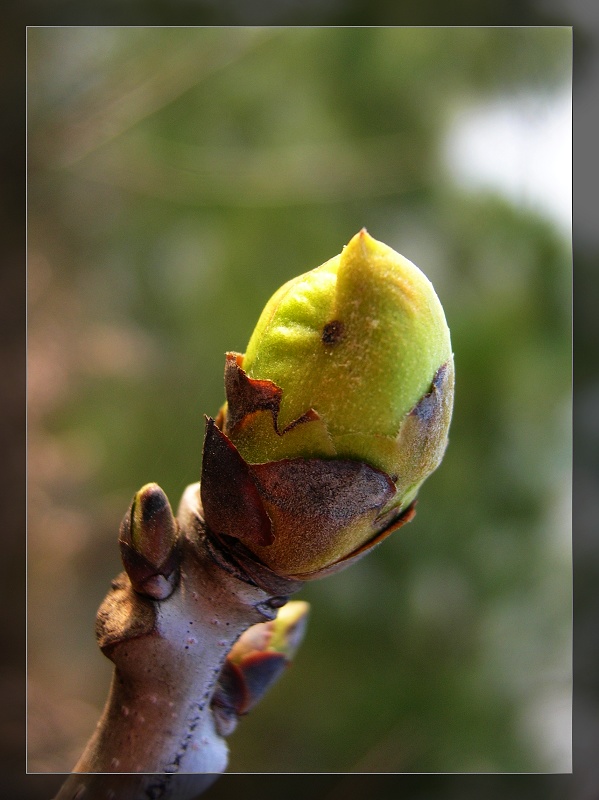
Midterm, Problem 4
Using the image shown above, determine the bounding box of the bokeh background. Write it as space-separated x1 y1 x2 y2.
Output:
27 27 572 775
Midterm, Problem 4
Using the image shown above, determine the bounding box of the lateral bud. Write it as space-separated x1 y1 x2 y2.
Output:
211 600 310 735
119 483 181 600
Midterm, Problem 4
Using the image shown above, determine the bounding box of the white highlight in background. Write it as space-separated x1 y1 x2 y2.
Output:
444 87 572 238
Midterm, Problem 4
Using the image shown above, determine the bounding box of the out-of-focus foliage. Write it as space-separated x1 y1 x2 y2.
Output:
27 27 571 774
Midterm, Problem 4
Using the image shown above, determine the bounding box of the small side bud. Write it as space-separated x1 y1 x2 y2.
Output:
266 599 310 659
212 601 310 735
119 483 181 600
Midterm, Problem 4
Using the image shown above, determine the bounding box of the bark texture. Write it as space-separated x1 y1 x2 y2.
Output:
53 483 301 800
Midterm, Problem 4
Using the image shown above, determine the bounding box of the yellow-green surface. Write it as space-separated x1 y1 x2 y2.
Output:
238 230 452 468
245 230 451 434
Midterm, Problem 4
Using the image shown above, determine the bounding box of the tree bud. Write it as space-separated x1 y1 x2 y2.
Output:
212 601 310 733
119 483 181 599
201 230 454 579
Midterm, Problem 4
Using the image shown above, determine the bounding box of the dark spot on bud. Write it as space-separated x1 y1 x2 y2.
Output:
140 487 167 524
410 362 448 423
321 320 344 346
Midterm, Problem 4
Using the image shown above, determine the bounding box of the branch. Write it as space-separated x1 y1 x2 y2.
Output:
54 482 304 800
52 229 454 797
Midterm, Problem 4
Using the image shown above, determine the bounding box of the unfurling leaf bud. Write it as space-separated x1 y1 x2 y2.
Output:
119 483 181 600
212 601 310 734
201 230 454 580
227 599 310 664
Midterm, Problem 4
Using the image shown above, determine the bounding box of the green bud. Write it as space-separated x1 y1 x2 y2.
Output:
244 229 451 453
201 230 454 579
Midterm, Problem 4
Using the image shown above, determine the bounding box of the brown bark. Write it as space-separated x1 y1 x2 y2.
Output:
53 483 301 800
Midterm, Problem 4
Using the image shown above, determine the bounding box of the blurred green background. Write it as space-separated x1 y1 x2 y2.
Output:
27 27 571 774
